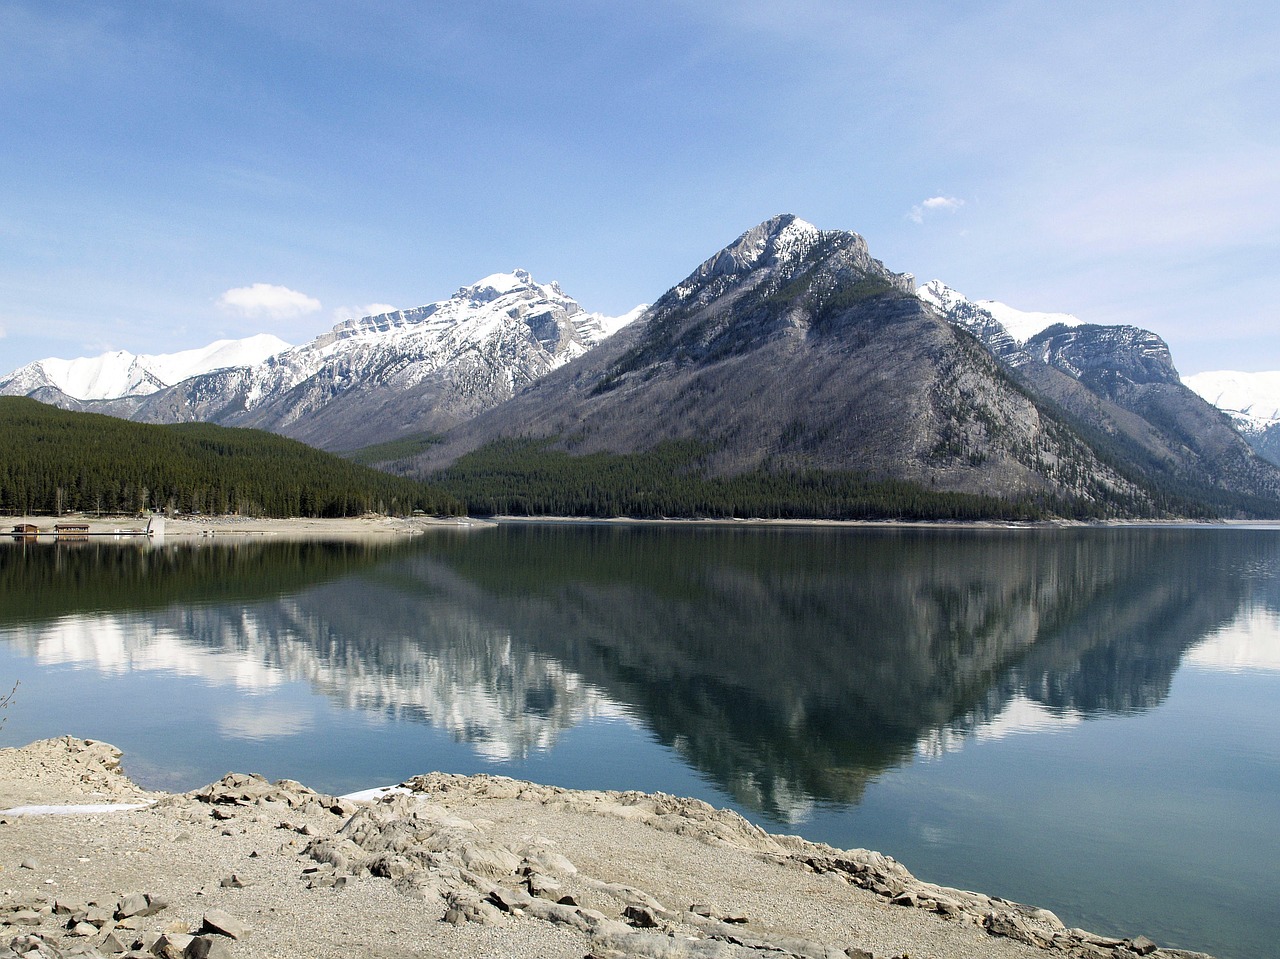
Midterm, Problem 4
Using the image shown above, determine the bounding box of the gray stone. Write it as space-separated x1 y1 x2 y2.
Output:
68 922 98 937
198 910 245 941
151 933 194 959
984 912 1049 947
621 905 660 928
97 931 129 955
217 876 244 889
526 873 561 898
18 860 38 871
1129 936 1159 956
845 949 876 959
183 935 231 959
116 894 149 920
486 887 533 914
442 909 466 926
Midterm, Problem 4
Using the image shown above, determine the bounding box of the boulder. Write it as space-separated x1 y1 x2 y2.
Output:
199 910 245 941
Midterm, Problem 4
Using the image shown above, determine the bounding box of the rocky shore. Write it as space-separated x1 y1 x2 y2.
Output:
0 738 1212 959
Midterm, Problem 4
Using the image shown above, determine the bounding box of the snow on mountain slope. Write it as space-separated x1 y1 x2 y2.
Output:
1184 370 1280 429
977 299 1082 344
918 281 1082 344
286 269 643 396
113 270 648 449
0 334 291 401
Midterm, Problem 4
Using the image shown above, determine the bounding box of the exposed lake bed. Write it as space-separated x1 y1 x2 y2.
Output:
2 523 1277 958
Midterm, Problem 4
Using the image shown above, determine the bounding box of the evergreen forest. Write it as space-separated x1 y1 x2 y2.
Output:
432 437 1061 521
0 397 462 517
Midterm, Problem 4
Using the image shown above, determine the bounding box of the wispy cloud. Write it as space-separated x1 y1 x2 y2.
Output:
909 196 965 224
333 303 398 323
218 283 321 319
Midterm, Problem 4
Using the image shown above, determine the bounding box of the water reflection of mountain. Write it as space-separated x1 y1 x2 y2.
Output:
4 527 1276 821
415 526 1276 818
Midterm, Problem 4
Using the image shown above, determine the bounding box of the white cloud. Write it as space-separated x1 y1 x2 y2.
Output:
217 283 321 319
333 303 398 323
909 196 965 224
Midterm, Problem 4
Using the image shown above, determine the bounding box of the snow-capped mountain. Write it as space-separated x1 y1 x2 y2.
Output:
0 334 290 401
110 270 645 450
1184 370 1280 466
917 280 1082 347
1184 371 1280 431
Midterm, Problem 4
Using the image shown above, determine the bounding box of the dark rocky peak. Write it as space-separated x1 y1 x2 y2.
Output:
1026 324 1179 387
594 217 920 391
664 215 914 314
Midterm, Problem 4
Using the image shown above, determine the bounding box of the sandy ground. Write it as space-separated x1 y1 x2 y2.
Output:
0 738 1205 959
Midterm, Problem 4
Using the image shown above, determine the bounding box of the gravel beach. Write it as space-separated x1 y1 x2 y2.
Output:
0 738 1210 959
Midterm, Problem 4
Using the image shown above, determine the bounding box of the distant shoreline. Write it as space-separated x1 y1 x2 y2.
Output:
6 513 1279 541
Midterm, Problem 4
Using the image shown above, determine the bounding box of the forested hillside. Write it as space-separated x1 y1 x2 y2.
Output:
0 397 461 517
434 437 1096 521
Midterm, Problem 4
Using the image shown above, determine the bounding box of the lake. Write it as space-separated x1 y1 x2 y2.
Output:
1 523 1277 959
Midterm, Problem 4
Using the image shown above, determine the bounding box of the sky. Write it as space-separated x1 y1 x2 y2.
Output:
2 0 1279 377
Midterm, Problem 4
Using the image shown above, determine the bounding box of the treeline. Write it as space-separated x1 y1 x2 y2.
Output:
0 397 462 517
433 437 1058 521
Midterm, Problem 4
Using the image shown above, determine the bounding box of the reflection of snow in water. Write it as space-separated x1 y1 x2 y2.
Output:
217 703 315 741
917 694 1082 759
1186 605 1280 673
1 607 627 761
25 614 284 690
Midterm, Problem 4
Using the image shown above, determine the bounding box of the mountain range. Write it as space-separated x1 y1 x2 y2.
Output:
1 271 644 451
4 214 1279 518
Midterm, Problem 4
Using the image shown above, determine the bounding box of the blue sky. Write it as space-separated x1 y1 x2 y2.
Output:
3 0 1278 375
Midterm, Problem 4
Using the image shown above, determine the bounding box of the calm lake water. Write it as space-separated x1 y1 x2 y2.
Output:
1 524 1277 959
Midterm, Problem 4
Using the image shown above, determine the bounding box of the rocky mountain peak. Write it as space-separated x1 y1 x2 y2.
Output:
668 215 912 317
1026 325 1180 387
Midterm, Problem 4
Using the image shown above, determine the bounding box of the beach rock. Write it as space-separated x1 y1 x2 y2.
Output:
984 912 1053 947
525 873 561 898
183 937 231 959
486 887 533 914
1128 936 1159 955
151 932 194 959
97 931 128 954
844 948 875 959
621 905 661 929
198 911 244 941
